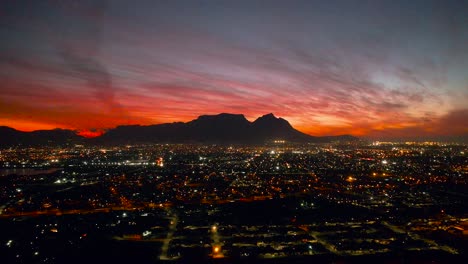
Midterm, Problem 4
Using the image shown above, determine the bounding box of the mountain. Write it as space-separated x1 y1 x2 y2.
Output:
251 113 313 142
0 114 358 147
93 113 357 144
0 126 84 148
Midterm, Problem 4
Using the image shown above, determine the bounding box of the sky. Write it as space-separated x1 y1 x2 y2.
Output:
0 0 467 139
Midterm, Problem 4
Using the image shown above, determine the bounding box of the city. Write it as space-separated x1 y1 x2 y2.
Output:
1 142 466 262
1 0 467 263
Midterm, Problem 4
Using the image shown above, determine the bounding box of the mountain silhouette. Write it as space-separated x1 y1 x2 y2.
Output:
0 114 358 147
251 113 312 142
94 113 357 144
0 126 84 147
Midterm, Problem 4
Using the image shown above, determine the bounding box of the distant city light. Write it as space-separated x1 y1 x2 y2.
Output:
213 245 221 254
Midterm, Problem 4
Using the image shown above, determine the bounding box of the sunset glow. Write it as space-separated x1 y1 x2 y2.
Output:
1 0 467 140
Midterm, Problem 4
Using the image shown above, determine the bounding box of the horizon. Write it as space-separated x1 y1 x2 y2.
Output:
2 112 467 143
1 0 467 140
1 112 353 138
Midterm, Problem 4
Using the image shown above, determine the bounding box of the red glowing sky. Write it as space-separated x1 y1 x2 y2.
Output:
1 1 467 139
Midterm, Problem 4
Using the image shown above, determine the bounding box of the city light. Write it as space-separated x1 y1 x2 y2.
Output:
0 142 466 262
213 245 221 255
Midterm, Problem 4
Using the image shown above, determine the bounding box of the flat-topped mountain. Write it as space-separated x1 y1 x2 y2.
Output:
94 113 356 144
0 113 358 147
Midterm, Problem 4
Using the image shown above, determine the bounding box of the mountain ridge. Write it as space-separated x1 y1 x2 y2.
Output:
0 113 358 147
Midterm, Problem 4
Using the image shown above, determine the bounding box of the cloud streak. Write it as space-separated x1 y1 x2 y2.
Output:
0 0 466 139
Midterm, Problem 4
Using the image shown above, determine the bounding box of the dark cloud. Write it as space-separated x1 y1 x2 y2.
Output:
366 108 468 140
51 0 124 114
434 108 468 135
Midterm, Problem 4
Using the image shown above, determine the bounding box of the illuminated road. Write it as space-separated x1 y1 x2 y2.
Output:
308 230 339 255
210 224 224 258
159 209 179 260
383 221 458 254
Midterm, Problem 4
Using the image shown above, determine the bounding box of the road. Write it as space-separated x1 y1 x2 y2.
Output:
159 209 179 260
211 224 224 258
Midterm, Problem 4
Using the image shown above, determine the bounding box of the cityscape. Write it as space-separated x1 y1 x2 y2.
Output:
1 0 468 263
1 141 467 262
